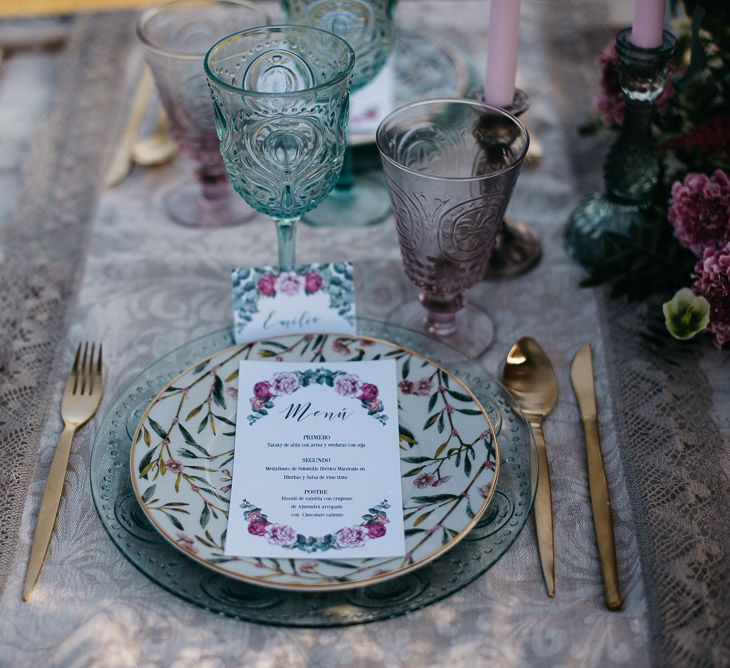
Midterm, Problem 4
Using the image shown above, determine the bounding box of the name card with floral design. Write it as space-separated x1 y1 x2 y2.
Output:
225 359 405 559
231 262 356 344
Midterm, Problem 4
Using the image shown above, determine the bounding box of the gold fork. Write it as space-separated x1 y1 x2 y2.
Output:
22 342 103 601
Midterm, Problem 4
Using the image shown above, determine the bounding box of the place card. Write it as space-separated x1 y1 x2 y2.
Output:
224 359 405 559
231 262 356 344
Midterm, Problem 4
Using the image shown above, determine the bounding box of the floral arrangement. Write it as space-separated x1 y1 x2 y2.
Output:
580 1 730 355
239 498 391 553
247 367 388 425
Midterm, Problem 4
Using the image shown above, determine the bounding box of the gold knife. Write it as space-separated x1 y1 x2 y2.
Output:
570 343 622 611
104 67 154 188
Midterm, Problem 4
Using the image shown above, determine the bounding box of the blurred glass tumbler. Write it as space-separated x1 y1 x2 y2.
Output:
204 25 355 266
376 99 529 357
137 0 268 228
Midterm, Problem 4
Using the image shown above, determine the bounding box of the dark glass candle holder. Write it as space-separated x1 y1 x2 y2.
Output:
564 28 677 265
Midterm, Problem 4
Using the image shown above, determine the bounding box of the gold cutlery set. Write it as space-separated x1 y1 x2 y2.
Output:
23 337 620 610
502 338 622 611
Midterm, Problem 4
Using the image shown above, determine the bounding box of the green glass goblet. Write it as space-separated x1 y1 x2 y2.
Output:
285 0 396 228
204 25 355 266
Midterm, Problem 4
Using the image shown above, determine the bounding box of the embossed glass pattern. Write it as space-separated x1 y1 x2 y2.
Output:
285 0 396 228
137 0 268 228
205 25 355 266
376 99 529 358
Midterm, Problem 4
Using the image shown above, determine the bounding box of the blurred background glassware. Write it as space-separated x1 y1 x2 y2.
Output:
137 0 268 228
285 0 396 228
376 99 529 358
204 25 355 266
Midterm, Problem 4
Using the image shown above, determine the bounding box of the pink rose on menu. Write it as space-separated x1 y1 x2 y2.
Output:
271 372 299 395
414 472 436 488
370 513 389 524
267 524 298 547
254 380 273 399
335 526 368 548
334 374 359 397
366 399 383 413
248 520 270 536
276 271 303 296
250 398 266 410
257 275 276 296
247 511 267 523
364 521 387 538
357 383 379 402
304 271 323 294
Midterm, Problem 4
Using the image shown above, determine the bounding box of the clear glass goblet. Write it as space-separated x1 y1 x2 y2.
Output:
376 99 529 358
204 25 355 266
285 0 395 228
137 0 268 228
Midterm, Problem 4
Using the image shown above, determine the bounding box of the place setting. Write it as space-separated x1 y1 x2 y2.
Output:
3 0 728 664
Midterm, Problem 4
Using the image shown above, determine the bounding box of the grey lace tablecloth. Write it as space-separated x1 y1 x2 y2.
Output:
0 2 728 666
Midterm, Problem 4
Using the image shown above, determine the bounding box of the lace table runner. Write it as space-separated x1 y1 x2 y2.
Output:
0 3 727 667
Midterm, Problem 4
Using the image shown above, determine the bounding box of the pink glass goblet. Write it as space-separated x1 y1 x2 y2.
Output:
376 99 529 357
137 0 268 228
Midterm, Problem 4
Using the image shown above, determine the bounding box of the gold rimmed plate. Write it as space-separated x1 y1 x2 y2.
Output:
130 333 499 591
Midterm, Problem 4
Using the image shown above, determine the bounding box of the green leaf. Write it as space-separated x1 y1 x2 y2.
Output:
434 440 449 458
193 361 209 374
200 504 210 529
457 408 483 416
143 427 151 446
404 528 426 536
410 494 458 504
401 456 433 464
166 513 184 531
423 413 439 430
427 393 438 412
399 425 417 445
186 404 203 421
401 356 411 379
437 414 444 433
141 484 156 503
148 418 167 439
224 368 239 383
447 390 472 403
403 466 425 477
212 376 226 409
138 448 155 477
260 340 289 350
413 510 433 526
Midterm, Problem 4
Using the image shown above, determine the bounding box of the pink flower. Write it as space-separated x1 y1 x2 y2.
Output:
299 561 319 573
359 339 375 346
668 170 730 255
304 271 323 294
226 387 238 398
398 380 414 394
248 520 270 536
177 533 197 552
220 483 231 493
335 526 368 548
414 472 436 488
366 399 383 413
250 397 266 410
479 430 490 440
434 475 452 487
246 511 267 523
253 380 273 399
357 383 379 402
478 484 491 500
267 524 298 547
275 271 303 296
370 513 388 524
692 241 730 348
413 378 433 396
271 372 299 395
364 521 387 538
166 459 183 474
593 41 674 127
333 337 351 355
334 374 359 397
257 274 276 296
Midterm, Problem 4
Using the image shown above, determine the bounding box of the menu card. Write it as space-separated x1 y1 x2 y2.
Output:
225 360 405 559
231 262 356 345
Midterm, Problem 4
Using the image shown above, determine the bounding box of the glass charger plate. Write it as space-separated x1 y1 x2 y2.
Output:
349 29 469 146
91 319 536 626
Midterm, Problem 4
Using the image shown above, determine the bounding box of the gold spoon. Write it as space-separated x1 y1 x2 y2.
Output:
132 109 177 167
502 337 559 597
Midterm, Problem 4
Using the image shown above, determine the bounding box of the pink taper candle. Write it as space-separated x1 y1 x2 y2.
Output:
631 0 665 49
484 0 521 108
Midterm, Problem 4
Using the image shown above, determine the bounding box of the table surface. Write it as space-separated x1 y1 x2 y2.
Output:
0 2 728 667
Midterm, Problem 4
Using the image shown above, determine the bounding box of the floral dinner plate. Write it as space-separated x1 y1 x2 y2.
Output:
130 333 499 591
